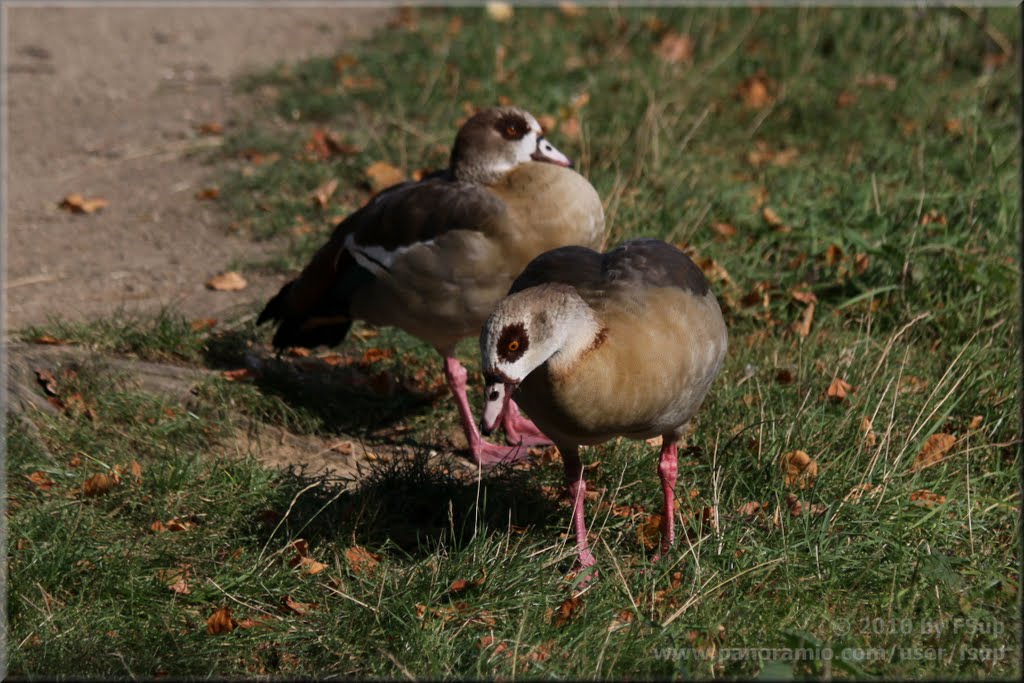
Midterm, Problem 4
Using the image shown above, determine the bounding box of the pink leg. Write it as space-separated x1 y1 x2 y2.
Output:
562 446 596 570
502 400 554 447
442 356 528 466
657 439 679 556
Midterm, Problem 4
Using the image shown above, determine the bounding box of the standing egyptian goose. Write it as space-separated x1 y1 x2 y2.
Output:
479 239 728 568
257 106 605 464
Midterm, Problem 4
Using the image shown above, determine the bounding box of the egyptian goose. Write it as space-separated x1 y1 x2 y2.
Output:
257 106 605 464
479 239 728 568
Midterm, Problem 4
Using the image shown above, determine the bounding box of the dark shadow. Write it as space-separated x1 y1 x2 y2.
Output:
252 449 564 556
203 328 446 437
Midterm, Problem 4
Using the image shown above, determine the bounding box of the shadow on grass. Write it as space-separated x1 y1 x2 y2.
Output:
204 328 444 437
258 450 564 556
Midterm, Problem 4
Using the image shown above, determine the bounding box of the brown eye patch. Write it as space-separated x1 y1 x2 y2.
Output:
496 322 529 362
495 114 529 141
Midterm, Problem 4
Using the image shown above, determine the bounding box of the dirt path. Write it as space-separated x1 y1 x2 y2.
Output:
4 5 392 332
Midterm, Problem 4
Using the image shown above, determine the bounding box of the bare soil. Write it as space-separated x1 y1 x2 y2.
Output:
4 5 392 331
4 6 411 477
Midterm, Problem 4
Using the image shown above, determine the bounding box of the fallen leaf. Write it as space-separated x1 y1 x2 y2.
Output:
205 271 247 291
311 178 339 209
197 121 223 135
26 471 54 491
365 161 405 193
341 75 379 91
910 489 947 507
128 460 143 483
190 318 217 332
836 90 857 108
911 433 957 472
486 2 513 22
150 518 194 532
32 335 66 345
920 209 947 226
710 222 736 240
361 347 393 364
345 546 381 575
781 450 818 489
281 595 317 615
220 368 256 382
792 302 815 338
737 72 774 108
83 473 115 497
861 417 878 448
656 31 694 65
552 596 582 628
447 569 487 595
943 119 963 136
195 187 220 201
35 368 59 396
762 206 784 227
59 193 108 214
157 568 191 595
736 501 764 517
790 286 818 305
968 415 984 430
637 513 663 551
206 607 236 634
826 377 851 402
305 129 361 160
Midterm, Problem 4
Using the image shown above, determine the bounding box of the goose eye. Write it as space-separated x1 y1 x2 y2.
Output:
506 125 518 137
507 340 519 352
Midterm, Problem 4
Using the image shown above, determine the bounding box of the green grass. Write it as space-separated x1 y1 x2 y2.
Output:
6 5 1020 679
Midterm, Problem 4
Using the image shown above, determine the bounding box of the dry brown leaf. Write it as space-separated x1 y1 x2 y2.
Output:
560 116 581 141
910 489 947 507
128 460 143 483
920 209 947 226
345 546 381 575
637 513 663 551
311 178 339 209
861 417 878 448
781 450 818 489
736 501 764 518
790 286 818 305
281 595 317 615
737 72 774 108
205 271 247 292
157 567 192 595
910 433 957 472
365 161 405 193
195 187 220 201
968 415 984 430
32 335 66 345
59 193 109 214
35 368 59 396
150 518 194 533
762 206 784 227
836 90 857 108
792 302 815 339
710 222 737 241
943 119 963 136
83 473 115 497
447 569 487 595
197 121 224 135
190 318 217 332
361 347 393 364
826 377 851 403
221 368 256 382
656 31 694 64
206 607 236 634
486 2 513 22
552 596 583 628
26 471 54 491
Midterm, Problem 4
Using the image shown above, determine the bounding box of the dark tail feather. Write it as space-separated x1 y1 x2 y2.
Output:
257 277 360 351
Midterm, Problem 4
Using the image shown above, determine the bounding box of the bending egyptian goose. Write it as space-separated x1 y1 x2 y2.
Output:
479 239 728 568
257 106 605 464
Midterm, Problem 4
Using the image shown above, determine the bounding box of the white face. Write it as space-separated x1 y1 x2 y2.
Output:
479 312 536 433
508 112 572 168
